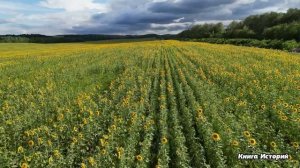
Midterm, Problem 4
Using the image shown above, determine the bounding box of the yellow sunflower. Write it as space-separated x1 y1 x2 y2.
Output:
81 163 87 168
17 146 24 153
212 133 221 141
270 141 277 148
249 138 257 146
136 155 143 161
292 142 299 149
231 140 239 147
88 157 96 166
243 131 251 138
280 115 288 121
101 149 107 155
28 140 34 147
21 163 29 168
161 137 168 144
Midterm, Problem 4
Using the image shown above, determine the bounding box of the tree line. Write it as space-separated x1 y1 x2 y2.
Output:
0 34 122 43
178 8 300 41
0 34 174 43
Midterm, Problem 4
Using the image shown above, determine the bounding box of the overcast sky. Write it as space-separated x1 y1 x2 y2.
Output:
0 0 299 35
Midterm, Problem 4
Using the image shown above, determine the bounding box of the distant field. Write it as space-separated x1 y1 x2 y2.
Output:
0 40 299 167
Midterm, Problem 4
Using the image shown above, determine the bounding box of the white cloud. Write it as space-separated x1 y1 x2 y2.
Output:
2 11 97 35
194 20 235 25
173 17 184 23
0 0 111 35
40 0 108 12
234 0 256 5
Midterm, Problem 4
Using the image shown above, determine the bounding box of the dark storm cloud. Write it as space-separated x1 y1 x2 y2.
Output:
69 0 300 34
114 14 176 24
232 0 284 19
149 0 236 14
72 6 181 34
72 23 151 34
71 18 153 34
105 11 178 25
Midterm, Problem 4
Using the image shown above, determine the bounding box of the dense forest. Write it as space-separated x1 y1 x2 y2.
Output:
0 34 124 43
0 34 174 43
177 8 300 51
178 8 300 41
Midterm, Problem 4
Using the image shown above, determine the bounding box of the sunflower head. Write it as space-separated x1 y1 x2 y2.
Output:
101 149 107 155
83 118 88 125
270 141 277 148
280 115 288 121
161 137 168 144
111 125 117 131
284 103 289 108
88 157 96 166
116 147 124 159
231 140 239 147
292 142 299 149
38 138 43 145
73 127 78 132
57 113 64 121
243 131 251 138
131 112 137 118
54 150 61 158
225 97 230 102
28 140 34 147
21 163 29 168
81 163 87 168
136 155 143 161
116 147 124 153
17 146 24 153
212 133 221 141
48 156 54 164
249 138 257 146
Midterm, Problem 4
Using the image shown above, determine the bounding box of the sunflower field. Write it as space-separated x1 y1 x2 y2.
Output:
0 40 299 168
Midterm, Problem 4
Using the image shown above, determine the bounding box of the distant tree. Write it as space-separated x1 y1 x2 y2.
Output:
263 22 300 41
178 23 224 38
212 23 225 37
178 8 300 41
225 21 255 38
243 12 282 37
280 8 300 24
